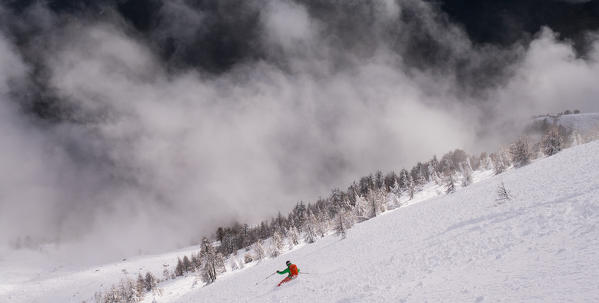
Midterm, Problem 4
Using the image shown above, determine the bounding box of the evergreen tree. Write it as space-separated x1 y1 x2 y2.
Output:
367 188 386 217
384 172 398 191
353 194 369 221
144 272 156 291
510 137 531 168
334 210 354 239
303 214 318 244
191 252 202 271
445 175 456 194
462 162 473 187
491 153 506 175
253 240 266 260
199 238 225 284
398 169 410 191
269 230 284 257
175 258 184 277
288 226 300 246
314 211 329 238
135 273 145 299
183 255 193 273
542 127 563 156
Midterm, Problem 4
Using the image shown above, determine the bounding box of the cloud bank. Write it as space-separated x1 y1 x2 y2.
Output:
1 0 598 260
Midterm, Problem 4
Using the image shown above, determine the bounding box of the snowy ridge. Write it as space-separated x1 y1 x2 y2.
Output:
535 113 599 134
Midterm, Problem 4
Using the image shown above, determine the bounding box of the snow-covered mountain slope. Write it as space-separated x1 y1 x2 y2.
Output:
3 140 599 303
0 243 206 303
172 140 599 302
536 113 599 133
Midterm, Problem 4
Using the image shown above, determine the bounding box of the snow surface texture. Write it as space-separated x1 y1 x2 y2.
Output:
3 142 599 302
170 141 599 302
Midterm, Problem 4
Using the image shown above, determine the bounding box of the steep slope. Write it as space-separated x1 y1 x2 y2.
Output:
171 140 599 302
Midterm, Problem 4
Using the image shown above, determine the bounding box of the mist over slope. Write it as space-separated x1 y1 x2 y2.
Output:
4 135 598 302
1 0 599 256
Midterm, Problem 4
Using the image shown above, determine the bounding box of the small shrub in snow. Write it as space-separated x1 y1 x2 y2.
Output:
244 253 253 264
162 268 171 281
496 182 512 203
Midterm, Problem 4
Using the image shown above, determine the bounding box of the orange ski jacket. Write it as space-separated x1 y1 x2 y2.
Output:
277 264 300 277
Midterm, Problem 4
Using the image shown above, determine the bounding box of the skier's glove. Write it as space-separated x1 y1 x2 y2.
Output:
276 271 280 274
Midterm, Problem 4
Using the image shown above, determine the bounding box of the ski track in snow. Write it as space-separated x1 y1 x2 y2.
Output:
2 141 599 302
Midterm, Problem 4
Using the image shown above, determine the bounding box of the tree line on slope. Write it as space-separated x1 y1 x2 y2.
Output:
93 121 591 302
165 124 575 283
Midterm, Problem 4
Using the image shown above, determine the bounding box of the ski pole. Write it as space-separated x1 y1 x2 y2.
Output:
255 272 276 285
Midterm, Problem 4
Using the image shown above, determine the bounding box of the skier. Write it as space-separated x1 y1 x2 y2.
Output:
276 260 300 286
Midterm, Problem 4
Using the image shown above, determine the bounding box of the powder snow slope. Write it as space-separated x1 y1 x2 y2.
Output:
536 112 599 134
173 141 599 302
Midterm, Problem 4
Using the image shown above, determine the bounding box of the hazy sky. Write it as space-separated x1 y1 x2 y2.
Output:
1 0 599 260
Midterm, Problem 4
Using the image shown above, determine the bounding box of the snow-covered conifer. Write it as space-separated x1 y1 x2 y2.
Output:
253 240 266 260
542 127 563 156
303 215 317 244
183 255 192 273
288 226 299 246
175 258 184 276
144 272 156 291
135 273 145 298
334 210 354 239
367 188 386 217
199 238 225 284
491 153 506 175
445 175 456 194
269 230 284 257
510 137 531 167
462 163 473 187
353 194 369 221
191 252 201 271
398 169 410 191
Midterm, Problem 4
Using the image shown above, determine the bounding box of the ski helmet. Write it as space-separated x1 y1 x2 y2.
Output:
285 260 291 266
